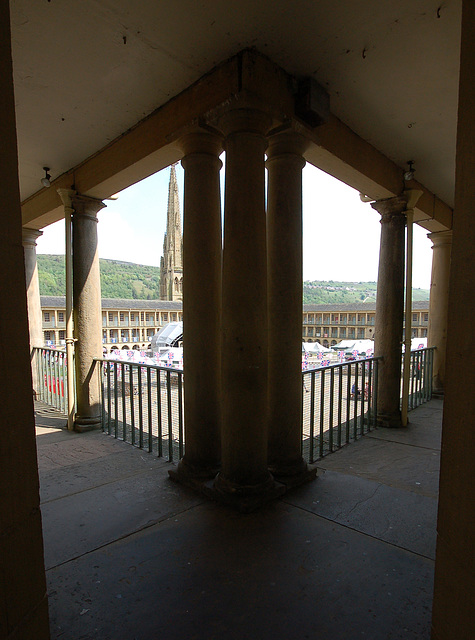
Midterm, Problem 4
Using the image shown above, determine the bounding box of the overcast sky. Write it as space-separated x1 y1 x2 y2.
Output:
36 162 433 290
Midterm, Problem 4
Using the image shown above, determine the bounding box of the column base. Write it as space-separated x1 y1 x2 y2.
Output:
168 457 220 491
203 471 286 513
269 458 318 489
377 412 403 428
74 414 102 432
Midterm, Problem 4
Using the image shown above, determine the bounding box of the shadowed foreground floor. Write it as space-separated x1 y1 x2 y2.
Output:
36 399 442 640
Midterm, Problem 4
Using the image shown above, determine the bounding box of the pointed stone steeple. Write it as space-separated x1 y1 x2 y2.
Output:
160 164 183 300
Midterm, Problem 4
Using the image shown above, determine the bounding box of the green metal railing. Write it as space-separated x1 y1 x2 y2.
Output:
403 347 435 410
302 357 380 464
97 359 184 462
36 344 435 468
33 347 68 414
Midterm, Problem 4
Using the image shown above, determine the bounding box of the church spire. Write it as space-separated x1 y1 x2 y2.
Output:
167 163 182 240
160 164 183 301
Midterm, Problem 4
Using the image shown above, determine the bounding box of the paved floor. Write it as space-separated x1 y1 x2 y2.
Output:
36 399 442 640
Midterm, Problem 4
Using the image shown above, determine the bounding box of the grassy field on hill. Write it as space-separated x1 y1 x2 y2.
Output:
37 256 429 302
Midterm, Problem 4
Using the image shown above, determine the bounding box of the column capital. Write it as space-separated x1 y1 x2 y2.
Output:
22 227 43 247
57 188 77 211
218 107 272 139
178 125 223 158
266 127 310 161
371 195 408 221
428 229 453 247
71 194 106 221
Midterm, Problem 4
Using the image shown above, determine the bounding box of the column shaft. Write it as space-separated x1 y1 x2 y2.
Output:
432 2 475 637
173 131 223 481
22 228 44 396
266 131 308 479
427 231 452 394
372 196 407 427
216 108 274 494
0 1 50 635
72 195 105 431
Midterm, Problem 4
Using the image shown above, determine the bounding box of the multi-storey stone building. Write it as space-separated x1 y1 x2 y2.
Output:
40 296 429 352
302 301 429 347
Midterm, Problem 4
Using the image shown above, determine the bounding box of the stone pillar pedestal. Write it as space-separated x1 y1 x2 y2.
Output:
212 107 283 509
72 195 105 432
428 230 452 395
170 129 223 486
371 196 408 427
266 129 313 485
22 228 44 396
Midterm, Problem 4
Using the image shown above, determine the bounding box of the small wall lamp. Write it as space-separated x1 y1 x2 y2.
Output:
41 167 52 188
404 161 415 182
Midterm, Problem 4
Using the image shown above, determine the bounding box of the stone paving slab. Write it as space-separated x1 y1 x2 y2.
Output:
286 469 438 559
319 437 440 498
38 429 202 571
47 500 434 640
37 430 130 471
39 447 169 503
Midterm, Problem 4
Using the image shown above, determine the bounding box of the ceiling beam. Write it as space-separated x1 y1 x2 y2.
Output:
21 49 452 233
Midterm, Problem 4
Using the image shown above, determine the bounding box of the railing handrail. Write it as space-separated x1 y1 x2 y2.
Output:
302 355 383 376
93 357 183 374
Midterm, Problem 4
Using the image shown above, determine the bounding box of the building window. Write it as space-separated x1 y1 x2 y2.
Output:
171 313 177 321
307 327 314 336
58 312 64 322
141 312 144 321
413 313 418 322
424 313 429 322
120 312 125 322
162 313 168 322
44 312 50 322
59 330 65 340
44 331 51 341
108 312 113 322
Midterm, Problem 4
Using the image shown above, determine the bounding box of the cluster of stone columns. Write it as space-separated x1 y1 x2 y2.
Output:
171 108 313 507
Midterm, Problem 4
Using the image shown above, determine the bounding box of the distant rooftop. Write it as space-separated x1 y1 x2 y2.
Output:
41 297 429 312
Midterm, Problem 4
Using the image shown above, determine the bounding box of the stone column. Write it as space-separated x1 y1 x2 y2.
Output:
72 195 105 431
432 3 475 637
22 228 44 397
427 230 452 394
0 1 50 636
371 195 407 427
170 130 223 485
22 228 43 350
266 129 311 483
214 107 282 508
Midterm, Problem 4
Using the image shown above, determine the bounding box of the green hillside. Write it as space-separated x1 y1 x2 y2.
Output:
302 280 429 304
37 255 161 300
37 256 429 302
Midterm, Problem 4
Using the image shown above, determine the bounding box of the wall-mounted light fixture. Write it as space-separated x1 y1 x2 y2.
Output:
404 161 415 182
41 167 52 188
